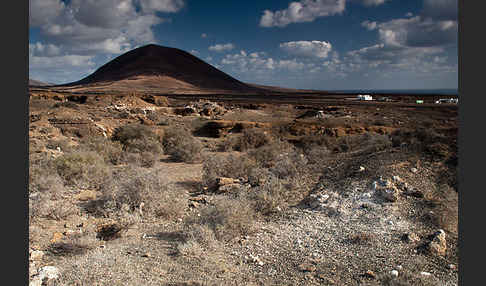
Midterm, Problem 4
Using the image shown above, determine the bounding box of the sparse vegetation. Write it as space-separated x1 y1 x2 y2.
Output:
28 93 458 285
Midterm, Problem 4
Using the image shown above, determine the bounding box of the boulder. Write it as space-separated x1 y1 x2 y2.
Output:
427 229 447 256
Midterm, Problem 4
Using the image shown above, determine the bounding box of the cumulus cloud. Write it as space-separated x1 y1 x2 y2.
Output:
259 0 390 27
220 50 310 74
29 0 65 27
259 0 346 27
279 41 332 58
201 33 207 38
377 16 457 48
28 0 181 56
29 42 62 57
209 43 235 52
29 0 185 82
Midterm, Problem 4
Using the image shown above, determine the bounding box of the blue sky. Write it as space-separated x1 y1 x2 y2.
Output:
29 0 458 90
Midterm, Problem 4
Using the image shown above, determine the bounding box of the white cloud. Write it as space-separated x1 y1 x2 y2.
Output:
259 0 346 28
259 0 389 27
137 0 185 13
29 54 96 69
209 43 235 52
190 49 200 56
361 20 377 30
361 0 387 6
405 12 413 17
29 0 65 27
201 33 207 38
29 42 62 57
377 16 457 48
279 41 332 58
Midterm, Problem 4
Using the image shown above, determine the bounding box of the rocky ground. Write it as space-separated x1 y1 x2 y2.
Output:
28 91 458 285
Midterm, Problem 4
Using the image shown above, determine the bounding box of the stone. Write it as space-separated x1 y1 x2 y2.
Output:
420 271 431 276
31 266 60 285
377 186 399 202
411 168 418 173
427 229 447 256
75 190 97 201
298 263 317 273
30 250 44 262
390 270 399 277
448 264 456 270
402 232 420 243
363 270 376 279
217 177 239 186
359 166 365 172
50 232 64 243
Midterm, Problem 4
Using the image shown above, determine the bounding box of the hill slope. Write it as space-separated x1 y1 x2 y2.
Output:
58 44 261 94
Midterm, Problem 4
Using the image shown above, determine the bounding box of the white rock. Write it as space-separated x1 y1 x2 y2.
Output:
31 266 60 285
391 270 399 277
30 250 44 261
420 271 431 276
411 168 418 173
359 166 365 172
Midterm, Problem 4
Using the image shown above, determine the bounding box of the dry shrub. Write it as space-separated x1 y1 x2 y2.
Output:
29 98 55 110
48 233 96 256
111 123 162 154
52 101 79 110
79 136 125 165
202 153 255 190
336 133 392 154
29 173 79 220
304 144 331 164
29 153 61 193
269 150 308 179
185 197 256 241
53 151 111 189
97 167 186 219
46 138 72 152
247 140 294 168
245 175 286 215
233 128 274 151
163 128 203 163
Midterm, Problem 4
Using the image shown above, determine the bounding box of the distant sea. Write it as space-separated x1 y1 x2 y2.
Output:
328 88 458 96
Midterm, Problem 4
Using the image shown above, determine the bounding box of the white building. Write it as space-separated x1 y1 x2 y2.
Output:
357 94 373 101
435 98 458 104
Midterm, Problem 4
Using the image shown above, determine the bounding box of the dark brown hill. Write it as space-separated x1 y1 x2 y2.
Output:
58 44 260 94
